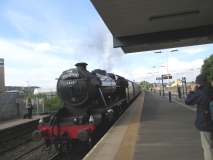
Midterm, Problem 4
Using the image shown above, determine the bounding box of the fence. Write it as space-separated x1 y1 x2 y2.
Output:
0 92 45 121
19 98 45 116
0 92 20 120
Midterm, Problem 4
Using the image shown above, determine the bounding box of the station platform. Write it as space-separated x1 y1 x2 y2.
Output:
0 115 50 130
83 90 203 160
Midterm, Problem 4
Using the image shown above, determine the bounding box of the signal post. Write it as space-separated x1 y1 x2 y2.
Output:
162 74 172 102
156 77 162 96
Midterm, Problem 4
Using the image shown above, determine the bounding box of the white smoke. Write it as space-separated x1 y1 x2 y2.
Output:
103 33 113 72
86 21 124 72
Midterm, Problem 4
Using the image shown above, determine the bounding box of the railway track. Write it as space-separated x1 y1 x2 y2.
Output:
0 106 132 160
46 114 124 160
13 142 46 160
0 138 32 155
49 152 63 160
0 116 50 143
0 116 50 160
0 126 36 144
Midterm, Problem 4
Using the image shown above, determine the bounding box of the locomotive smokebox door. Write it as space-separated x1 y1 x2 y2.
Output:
57 67 89 106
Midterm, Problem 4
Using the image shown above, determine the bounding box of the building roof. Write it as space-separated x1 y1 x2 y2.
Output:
34 88 56 94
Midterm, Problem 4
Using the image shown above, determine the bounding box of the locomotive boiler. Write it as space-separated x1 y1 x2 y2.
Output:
32 62 140 152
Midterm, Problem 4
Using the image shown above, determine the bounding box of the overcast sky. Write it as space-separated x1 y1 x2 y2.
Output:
1 0 213 88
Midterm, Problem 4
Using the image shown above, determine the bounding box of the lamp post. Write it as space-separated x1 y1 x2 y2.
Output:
152 65 165 93
144 77 148 90
154 49 178 102
27 81 30 95
149 71 158 91
157 66 165 91
150 67 156 90
148 72 154 92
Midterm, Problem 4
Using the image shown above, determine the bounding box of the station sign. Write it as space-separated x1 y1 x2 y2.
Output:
38 99 43 105
163 76 172 79
156 77 162 80
161 74 172 80
182 77 186 82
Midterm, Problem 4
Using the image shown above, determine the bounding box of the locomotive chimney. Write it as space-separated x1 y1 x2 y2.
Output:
75 62 88 71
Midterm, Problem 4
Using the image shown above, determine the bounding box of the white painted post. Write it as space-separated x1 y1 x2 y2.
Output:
36 98 38 115
42 97 44 113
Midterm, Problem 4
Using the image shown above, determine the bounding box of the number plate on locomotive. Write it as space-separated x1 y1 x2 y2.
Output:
66 80 77 85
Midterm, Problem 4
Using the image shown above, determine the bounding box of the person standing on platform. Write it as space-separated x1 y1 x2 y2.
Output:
26 97 33 119
177 84 181 99
185 74 213 160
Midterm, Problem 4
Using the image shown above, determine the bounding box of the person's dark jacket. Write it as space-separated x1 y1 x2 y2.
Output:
177 86 181 92
185 82 213 131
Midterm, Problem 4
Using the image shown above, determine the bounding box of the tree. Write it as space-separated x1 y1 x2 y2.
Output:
44 94 63 112
140 81 150 90
201 54 213 81
28 93 63 112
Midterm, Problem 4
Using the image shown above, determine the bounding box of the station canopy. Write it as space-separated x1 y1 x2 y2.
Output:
91 0 213 53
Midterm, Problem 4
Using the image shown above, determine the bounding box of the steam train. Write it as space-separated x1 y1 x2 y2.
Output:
32 62 141 152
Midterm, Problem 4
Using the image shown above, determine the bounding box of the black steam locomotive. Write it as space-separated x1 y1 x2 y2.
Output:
32 62 141 152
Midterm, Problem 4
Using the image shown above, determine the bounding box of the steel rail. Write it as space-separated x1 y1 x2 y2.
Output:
0 138 33 155
13 142 46 160
49 151 64 160
0 127 36 143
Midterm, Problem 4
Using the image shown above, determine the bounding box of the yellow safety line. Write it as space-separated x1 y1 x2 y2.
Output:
114 91 145 160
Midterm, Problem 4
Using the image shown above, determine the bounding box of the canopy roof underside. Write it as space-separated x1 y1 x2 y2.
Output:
91 0 213 53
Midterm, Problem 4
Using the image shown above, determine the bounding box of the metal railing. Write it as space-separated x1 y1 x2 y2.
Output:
18 98 45 116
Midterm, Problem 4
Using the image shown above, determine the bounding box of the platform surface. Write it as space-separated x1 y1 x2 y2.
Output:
83 90 203 160
0 115 50 130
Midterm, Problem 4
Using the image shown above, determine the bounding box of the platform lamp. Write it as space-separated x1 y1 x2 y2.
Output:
148 73 154 91
151 66 165 94
154 49 178 102
158 66 165 91
151 66 156 83
154 71 158 92
27 81 30 94
190 68 200 72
